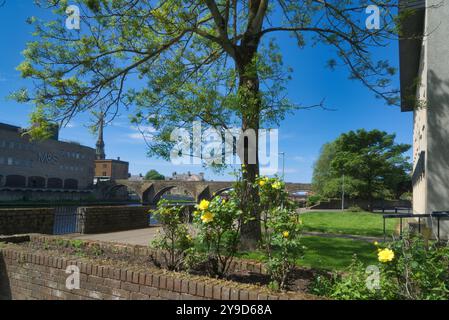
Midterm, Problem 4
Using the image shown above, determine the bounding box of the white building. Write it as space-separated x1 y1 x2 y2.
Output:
400 0 449 238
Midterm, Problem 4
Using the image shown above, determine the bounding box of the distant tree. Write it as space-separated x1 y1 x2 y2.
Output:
312 129 412 209
311 142 336 196
145 170 165 181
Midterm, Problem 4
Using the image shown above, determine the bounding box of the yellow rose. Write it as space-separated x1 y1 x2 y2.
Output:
259 180 266 187
272 181 282 190
373 241 379 246
198 199 210 211
282 231 289 238
201 211 214 223
378 248 394 263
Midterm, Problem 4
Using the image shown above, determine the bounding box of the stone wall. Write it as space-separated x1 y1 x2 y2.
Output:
0 236 319 300
0 208 54 235
78 206 151 234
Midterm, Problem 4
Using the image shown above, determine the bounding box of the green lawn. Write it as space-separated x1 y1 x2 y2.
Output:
240 236 377 270
301 211 397 237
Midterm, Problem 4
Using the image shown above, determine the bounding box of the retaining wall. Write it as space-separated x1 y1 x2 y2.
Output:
0 235 319 300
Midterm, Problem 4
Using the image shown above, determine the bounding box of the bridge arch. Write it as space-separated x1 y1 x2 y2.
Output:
152 186 176 204
105 184 141 202
210 187 233 200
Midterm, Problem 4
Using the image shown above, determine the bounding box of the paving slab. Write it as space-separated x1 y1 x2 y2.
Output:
71 227 162 246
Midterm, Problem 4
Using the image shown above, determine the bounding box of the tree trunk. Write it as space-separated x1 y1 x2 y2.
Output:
237 55 262 250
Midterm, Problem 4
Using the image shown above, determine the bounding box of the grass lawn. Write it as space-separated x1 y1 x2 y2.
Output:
301 211 397 237
240 236 377 270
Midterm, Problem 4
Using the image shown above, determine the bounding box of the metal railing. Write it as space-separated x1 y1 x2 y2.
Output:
53 206 83 235
382 211 449 241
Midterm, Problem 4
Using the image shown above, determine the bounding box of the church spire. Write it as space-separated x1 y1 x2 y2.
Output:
96 112 106 160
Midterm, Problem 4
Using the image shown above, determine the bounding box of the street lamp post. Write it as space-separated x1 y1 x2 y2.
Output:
279 152 285 180
341 174 345 211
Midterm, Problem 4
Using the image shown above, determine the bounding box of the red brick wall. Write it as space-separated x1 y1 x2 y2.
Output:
0 208 54 235
0 236 319 300
78 206 151 234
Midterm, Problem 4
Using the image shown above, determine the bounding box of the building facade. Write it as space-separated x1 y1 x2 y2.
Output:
0 122 95 193
94 158 129 181
166 171 205 182
400 0 449 238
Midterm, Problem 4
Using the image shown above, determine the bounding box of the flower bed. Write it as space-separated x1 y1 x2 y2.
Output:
0 234 322 300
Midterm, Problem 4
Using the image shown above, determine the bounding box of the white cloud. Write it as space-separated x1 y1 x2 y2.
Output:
126 125 157 142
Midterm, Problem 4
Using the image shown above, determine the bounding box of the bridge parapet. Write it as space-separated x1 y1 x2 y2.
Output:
109 180 311 204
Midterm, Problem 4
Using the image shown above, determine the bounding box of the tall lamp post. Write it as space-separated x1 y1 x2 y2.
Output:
341 174 345 211
279 152 285 180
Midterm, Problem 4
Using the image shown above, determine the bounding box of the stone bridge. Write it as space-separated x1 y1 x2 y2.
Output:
99 180 311 205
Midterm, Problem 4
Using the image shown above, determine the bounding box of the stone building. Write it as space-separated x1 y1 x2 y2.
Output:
400 0 449 238
166 171 205 182
0 122 95 199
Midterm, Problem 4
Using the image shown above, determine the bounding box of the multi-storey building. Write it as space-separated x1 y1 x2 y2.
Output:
0 122 95 191
400 0 449 238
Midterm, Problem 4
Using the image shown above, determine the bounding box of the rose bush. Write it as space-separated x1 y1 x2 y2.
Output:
193 195 245 278
256 175 304 290
311 234 449 300
150 200 193 271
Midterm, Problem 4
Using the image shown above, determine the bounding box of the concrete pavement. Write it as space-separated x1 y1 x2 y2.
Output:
70 227 162 246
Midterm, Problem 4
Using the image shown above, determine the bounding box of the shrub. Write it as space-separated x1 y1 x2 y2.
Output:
265 206 304 290
306 194 322 207
193 196 245 278
347 205 363 212
150 200 193 271
256 176 304 290
311 234 449 300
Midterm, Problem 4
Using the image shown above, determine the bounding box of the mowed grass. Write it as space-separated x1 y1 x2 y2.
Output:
301 211 397 237
240 236 377 270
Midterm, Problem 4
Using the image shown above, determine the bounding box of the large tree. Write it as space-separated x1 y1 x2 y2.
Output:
312 129 412 209
13 0 408 248
145 169 165 180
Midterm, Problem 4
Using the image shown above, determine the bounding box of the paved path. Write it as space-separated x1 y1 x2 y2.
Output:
67 226 385 246
70 227 162 246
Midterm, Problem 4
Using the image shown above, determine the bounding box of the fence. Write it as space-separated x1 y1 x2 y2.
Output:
53 206 83 235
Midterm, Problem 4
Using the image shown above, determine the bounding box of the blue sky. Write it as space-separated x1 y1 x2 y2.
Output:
0 1 413 182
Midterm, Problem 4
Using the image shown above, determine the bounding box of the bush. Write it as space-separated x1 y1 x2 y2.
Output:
256 176 304 290
192 195 245 278
347 205 363 212
306 194 322 207
265 206 304 290
150 200 194 271
311 234 449 300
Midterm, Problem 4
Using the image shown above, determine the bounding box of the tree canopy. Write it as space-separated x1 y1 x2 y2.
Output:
312 129 412 206
145 169 165 180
